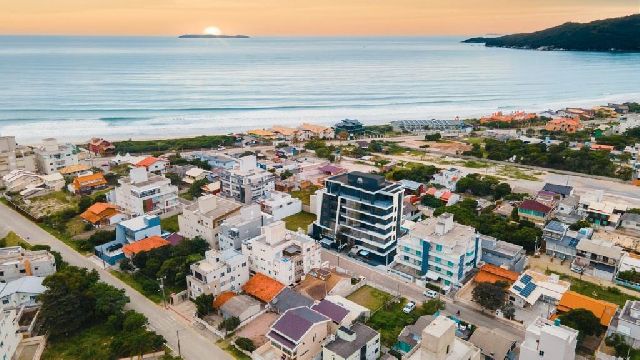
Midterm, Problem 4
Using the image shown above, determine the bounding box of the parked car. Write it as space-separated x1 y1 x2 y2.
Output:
402 301 416 314
423 290 438 299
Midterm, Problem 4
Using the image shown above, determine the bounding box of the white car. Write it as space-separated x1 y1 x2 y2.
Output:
423 290 438 299
402 301 416 314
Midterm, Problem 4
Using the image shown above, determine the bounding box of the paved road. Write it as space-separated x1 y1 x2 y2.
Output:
322 250 525 341
0 202 231 360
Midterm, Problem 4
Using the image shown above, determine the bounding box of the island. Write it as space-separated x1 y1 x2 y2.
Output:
178 34 250 39
463 14 640 52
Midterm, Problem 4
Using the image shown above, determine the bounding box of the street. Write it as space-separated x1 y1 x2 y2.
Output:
321 249 525 341
0 202 231 360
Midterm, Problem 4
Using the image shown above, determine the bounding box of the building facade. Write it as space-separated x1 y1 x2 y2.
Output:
34 138 78 175
260 191 302 221
186 249 249 299
0 247 56 283
178 194 243 247
218 205 274 251
519 317 577 360
220 156 276 204
107 167 179 217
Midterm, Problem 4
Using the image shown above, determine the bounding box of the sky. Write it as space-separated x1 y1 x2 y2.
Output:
1 0 639 36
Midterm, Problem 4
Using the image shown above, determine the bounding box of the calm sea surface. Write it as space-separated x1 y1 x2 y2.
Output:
1 36 640 143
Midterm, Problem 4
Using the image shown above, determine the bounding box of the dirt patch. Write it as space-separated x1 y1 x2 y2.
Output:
234 312 278 347
425 141 472 155
295 270 347 301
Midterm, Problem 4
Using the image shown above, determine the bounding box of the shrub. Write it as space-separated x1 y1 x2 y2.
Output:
235 337 256 352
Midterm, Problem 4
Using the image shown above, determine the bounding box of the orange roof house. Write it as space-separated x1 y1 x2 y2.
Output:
480 111 536 124
59 164 91 176
544 117 583 133
590 144 615 152
475 264 519 284
213 291 236 309
122 236 170 257
242 273 285 302
80 202 121 225
71 173 108 194
89 137 115 155
247 129 276 138
271 126 300 138
556 291 618 327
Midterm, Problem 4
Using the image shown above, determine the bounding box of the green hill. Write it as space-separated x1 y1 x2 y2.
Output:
463 14 640 52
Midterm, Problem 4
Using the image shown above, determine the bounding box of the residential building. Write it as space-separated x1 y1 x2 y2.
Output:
186 248 249 299
556 291 618 327
312 171 404 264
621 213 640 234
88 138 115 155
508 270 570 308
271 287 314 314
544 117 582 133
220 155 276 204
517 200 553 224
68 172 108 194
394 213 481 290
0 276 47 309
0 309 20 360
59 163 91 177
618 252 640 275
94 214 162 265
322 323 380 360
394 315 436 355
182 167 209 185
334 119 364 136
312 299 352 330
408 316 481 360
260 191 302 221
107 167 179 216
34 138 78 175
1 169 65 195
479 235 526 272
431 168 462 191
219 294 261 322
468 327 517 360
298 123 335 139
480 111 536 124
196 153 237 169
0 246 56 283
573 238 623 280
247 129 276 139
272 126 301 141
242 221 321 286
0 136 17 177
80 202 125 227
607 300 640 348
389 119 465 133
122 235 170 258
218 205 274 251
135 156 168 174
578 191 627 227
474 264 519 285
398 179 426 195
519 317 578 360
256 306 331 360
541 183 574 198
542 221 591 260
555 195 581 224
178 194 243 247
424 187 460 206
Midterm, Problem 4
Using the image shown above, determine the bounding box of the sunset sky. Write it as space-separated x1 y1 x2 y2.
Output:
2 0 638 36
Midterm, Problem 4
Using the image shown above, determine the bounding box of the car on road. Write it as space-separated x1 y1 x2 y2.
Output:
402 301 416 314
423 289 438 299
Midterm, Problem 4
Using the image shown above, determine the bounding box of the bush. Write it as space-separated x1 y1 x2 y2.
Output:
218 316 241 332
235 337 256 352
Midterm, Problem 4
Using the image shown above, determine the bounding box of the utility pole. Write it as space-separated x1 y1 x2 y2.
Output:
176 329 182 357
158 277 167 308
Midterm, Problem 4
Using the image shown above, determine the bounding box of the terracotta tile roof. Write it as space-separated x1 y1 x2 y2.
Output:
59 164 91 175
556 290 618 326
242 273 285 303
73 173 107 191
122 236 170 257
80 202 119 224
591 144 615 151
247 129 275 137
213 291 236 309
136 156 161 168
299 123 330 133
475 264 519 284
272 126 299 136
426 187 437 196
519 199 552 214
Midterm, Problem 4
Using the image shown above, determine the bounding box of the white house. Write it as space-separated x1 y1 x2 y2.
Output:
135 156 169 174
107 167 179 217
431 168 462 191
178 194 243 247
186 248 249 299
0 276 47 309
218 205 275 251
0 247 56 283
260 191 302 221
34 138 78 175
519 317 577 360
0 308 20 360
242 221 321 286
508 270 570 309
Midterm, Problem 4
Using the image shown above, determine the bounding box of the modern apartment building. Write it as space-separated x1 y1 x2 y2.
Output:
519 317 578 360
34 138 78 175
312 171 404 265
394 213 480 290
0 247 56 283
0 136 37 183
178 194 243 247
107 167 179 217
218 205 274 251
242 221 321 286
220 155 276 204
186 248 249 299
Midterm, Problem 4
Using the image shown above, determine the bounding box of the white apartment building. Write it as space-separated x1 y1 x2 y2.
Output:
0 309 20 360
408 316 481 360
218 205 274 251
0 247 56 283
186 248 249 299
394 213 480 290
34 138 79 175
0 136 17 177
242 221 321 286
178 194 243 247
519 317 578 360
220 155 275 204
107 167 179 217
260 191 302 221
431 168 462 191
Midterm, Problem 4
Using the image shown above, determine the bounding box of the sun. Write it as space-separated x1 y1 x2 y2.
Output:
204 26 222 36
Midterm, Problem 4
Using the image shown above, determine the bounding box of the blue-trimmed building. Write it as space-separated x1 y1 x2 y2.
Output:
312 171 404 265
393 213 480 290
95 215 162 265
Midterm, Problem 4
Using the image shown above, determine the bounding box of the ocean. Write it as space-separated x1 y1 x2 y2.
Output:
1 36 640 143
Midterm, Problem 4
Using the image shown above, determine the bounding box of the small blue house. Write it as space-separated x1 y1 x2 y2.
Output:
95 215 162 265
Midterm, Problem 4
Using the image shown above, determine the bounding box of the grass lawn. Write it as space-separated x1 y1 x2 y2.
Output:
161 214 180 233
463 160 491 168
290 185 319 206
549 271 639 307
367 299 445 347
497 165 539 181
216 339 251 360
109 270 164 304
41 322 117 360
0 231 31 248
463 137 484 145
66 217 89 237
346 285 393 311
282 212 316 232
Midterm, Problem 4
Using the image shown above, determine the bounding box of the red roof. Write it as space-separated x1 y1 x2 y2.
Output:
122 236 170 257
242 273 285 302
475 264 519 284
213 292 236 309
426 187 437 196
136 156 161 168
519 199 552 214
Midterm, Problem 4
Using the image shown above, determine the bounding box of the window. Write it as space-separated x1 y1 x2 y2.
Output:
436 244 443 252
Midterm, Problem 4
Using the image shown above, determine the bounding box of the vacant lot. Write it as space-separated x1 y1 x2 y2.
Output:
347 285 393 311
282 212 316 232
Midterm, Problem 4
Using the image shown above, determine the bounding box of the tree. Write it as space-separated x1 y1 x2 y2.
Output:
194 294 215 317
218 316 241 332
78 196 94 213
120 258 134 272
424 133 442 141
235 337 256 352
165 172 182 186
88 282 129 319
569 220 591 231
188 178 209 199
559 308 602 343
501 303 516 320
280 170 293 180
472 281 507 312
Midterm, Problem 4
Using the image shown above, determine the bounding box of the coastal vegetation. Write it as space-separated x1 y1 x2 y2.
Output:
113 135 236 154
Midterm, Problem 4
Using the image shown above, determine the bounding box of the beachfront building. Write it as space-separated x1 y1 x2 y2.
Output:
394 213 480 290
178 194 243 247
544 117 583 133
480 111 536 124
519 317 578 360
312 171 404 265
390 119 465 133
322 323 381 360
272 126 301 141
260 191 302 221
334 119 364 136
186 248 249 299
220 155 276 204
408 316 481 360
0 247 56 283
298 123 335 140
107 167 179 217
88 138 115 156
242 221 321 286
218 205 275 251
0 136 37 180
34 138 78 175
